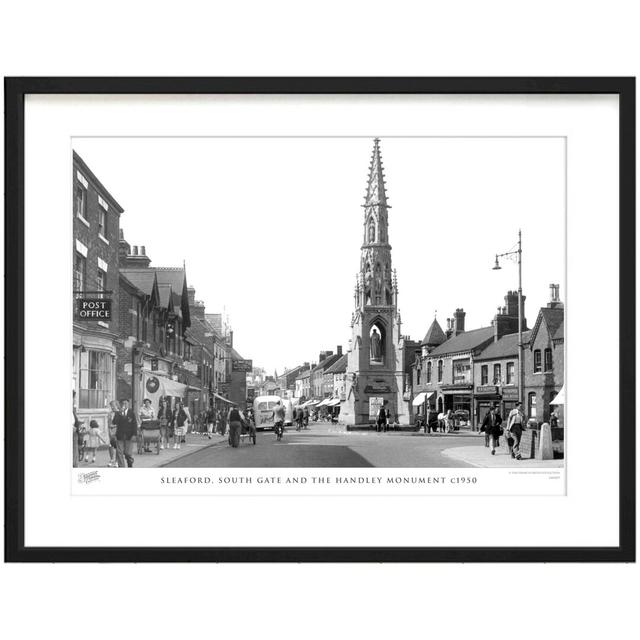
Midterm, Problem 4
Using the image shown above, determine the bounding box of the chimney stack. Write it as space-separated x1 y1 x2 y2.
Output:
337 345 343 356
445 318 454 339
187 286 196 306
453 308 466 335
548 284 563 308
132 245 139 255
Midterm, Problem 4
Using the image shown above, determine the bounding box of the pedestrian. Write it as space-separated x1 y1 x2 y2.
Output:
85 419 107 464
228 404 243 448
158 397 169 450
376 401 388 433
171 400 190 449
206 405 216 439
217 408 227 437
303 407 309 429
112 399 137 468
550 408 559 428
445 409 455 433
139 398 155 452
481 406 503 455
505 401 526 460
296 406 305 431
107 400 120 466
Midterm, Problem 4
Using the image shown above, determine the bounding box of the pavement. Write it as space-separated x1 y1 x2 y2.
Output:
441 441 564 468
76 432 228 469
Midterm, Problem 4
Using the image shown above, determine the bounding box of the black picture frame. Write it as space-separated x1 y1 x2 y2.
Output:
4 77 635 563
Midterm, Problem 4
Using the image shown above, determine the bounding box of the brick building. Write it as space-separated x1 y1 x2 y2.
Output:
522 285 564 424
73 152 124 442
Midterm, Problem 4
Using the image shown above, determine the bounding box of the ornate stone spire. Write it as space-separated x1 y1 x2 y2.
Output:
364 138 389 208
358 138 395 308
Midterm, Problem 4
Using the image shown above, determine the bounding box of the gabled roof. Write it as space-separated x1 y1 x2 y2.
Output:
155 267 190 327
324 353 348 374
422 318 446 346
427 326 495 358
529 307 564 347
312 353 341 374
119 268 157 297
475 330 532 361
158 284 173 309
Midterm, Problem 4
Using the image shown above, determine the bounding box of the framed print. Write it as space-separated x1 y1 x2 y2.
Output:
4 77 635 562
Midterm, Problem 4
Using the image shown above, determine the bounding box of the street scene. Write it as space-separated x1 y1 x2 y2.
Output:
72 137 565 469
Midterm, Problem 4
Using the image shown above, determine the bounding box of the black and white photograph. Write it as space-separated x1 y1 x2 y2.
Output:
72 135 565 473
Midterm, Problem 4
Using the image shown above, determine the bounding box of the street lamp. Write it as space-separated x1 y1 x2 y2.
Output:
492 229 524 406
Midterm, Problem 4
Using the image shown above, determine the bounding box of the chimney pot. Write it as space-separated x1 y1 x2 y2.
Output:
132 245 138 255
141 246 146 256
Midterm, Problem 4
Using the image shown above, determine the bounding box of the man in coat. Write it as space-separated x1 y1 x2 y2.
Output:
481 406 503 456
112 398 137 467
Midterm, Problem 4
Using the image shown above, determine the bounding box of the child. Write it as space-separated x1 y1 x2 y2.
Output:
85 419 107 464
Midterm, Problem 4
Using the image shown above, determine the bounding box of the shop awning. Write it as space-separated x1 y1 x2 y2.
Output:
328 398 341 406
317 398 331 407
550 386 565 405
212 392 234 404
302 400 319 407
157 377 188 397
412 392 427 407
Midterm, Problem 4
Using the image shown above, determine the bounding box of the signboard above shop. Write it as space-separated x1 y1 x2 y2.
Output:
232 359 253 372
76 298 111 320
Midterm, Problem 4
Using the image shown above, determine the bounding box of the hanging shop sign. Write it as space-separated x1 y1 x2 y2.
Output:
232 359 253 372
76 298 111 320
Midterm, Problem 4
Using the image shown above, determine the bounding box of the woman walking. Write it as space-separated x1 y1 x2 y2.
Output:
158 397 169 450
171 400 189 449
228 405 243 448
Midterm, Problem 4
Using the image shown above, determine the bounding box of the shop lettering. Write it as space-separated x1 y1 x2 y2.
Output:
77 298 112 320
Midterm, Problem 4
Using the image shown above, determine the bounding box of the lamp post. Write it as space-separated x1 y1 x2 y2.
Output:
492 229 524 406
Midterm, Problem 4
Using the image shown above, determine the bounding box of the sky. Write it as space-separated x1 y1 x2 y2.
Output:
73 137 565 374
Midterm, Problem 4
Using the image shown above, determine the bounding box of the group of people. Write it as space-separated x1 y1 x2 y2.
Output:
480 401 526 460
293 405 310 431
72 393 243 468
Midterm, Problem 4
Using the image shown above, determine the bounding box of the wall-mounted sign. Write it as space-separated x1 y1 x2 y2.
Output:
502 387 520 400
76 298 111 320
369 397 384 419
232 359 253 372
476 385 499 395
364 384 391 394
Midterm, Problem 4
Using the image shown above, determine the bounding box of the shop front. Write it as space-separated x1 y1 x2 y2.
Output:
500 386 520 420
441 385 473 427
475 385 501 425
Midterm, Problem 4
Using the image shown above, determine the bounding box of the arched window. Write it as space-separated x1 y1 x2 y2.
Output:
426 361 432 383
437 360 443 383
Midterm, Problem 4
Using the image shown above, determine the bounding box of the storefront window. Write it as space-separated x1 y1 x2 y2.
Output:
79 349 113 408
